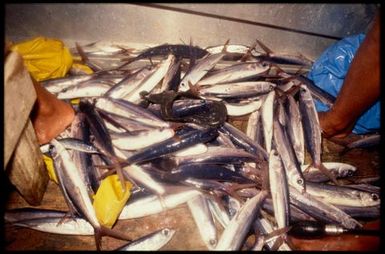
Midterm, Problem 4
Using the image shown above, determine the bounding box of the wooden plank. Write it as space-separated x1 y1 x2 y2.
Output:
6 120 49 206
4 51 37 168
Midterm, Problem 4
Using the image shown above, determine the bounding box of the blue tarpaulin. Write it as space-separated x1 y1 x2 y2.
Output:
308 34 380 134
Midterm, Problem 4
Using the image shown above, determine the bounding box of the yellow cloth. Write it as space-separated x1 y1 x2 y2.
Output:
10 37 73 81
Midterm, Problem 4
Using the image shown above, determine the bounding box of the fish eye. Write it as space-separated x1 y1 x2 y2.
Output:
371 193 379 201
347 170 355 177
297 179 304 185
209 239 217 247
163 229 170 236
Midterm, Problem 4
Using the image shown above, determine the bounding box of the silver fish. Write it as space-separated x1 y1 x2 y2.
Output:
342 133 381 153
261 90 275 154
70 113 100 195
197 62 270 85
124 54 175 103
57 80 114 99
273 112 305 193
268 149 290 230
116 228 176 251
160 56 181 92
171 146 258 166
123 164 166 195
246 109 261 142
187 195 218 250
284 94 305 165
105 66 155 99
207 198 231 229
95 97 170 128
179 52 226 91
299 84 338 185
215 190 268 250
50 139 132 249
301 162 357 183
252 217 291 251
119 185 201 220
289 185 362 229
11 217 94 235
57 138 99 154
335 204 380 219
5 208 67 223
224 99 263 117
220 122 268 160
304 182 380 207
198 81 275 99
111 128 175 151
172 143 208 157
41 74 94 94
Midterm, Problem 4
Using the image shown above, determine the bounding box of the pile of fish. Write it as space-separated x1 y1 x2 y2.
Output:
5 40 380 251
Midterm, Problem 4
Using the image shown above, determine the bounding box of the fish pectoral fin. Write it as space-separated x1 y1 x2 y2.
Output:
56 211 78 226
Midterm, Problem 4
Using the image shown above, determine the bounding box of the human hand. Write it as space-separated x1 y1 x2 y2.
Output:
318 111 354 139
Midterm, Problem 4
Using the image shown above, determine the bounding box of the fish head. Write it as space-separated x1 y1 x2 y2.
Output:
365 192 380 206
291 176 306 193
354 190 380 207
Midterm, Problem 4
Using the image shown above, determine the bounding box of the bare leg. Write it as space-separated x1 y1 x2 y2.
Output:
30 78 75 144
319 13 380 138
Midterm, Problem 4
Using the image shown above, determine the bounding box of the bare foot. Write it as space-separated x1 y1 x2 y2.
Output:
318 111 354 139
30 78 75 145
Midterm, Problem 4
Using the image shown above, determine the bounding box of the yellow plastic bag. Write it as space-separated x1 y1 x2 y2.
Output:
93 174 132 228
43 154 58 184
71 62 94 75
10 36 73 81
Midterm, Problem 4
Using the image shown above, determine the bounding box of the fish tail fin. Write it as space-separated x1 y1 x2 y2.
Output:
117 56 137 70
268 63 290 78
226 183 258 203
94 226 132 251
111 156 130 193
99 225 132 242
187 81 201 98
256 39 274 55
240 40 258 62
269 235 284 251
263 226 291 250
319 162 340 186
75 42 102 72
94 227 103 250
221 39 231 54
117 46 135 56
